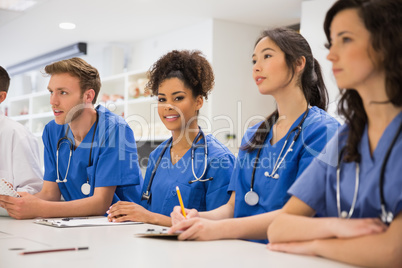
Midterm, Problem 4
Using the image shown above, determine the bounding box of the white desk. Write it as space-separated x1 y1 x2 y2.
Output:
0 217 356 268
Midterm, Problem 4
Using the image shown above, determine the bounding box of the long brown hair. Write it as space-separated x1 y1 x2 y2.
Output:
324 0 402 162
242 27 328 152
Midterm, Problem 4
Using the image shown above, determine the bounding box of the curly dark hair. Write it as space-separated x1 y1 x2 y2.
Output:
242 27 328 152
146 50 214 99
324 0 402 162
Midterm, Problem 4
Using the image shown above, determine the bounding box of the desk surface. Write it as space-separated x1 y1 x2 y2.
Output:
0 217 356 268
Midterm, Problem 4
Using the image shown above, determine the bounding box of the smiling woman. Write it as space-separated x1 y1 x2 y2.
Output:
106 50 235 227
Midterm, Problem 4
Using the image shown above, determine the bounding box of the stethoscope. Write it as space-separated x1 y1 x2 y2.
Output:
336 120 402 224
141 127 212 203
56 111 99 196
244 108 310 206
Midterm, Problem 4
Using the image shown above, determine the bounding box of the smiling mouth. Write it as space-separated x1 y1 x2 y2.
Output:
255 77 265 85
53 109 64 115
165 115 179 118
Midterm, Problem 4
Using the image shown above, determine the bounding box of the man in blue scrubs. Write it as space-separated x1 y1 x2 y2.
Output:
0 58 142 219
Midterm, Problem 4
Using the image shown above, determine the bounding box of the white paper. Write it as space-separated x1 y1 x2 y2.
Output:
34 217 142 228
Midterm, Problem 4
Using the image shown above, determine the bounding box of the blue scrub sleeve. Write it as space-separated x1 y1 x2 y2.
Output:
42 125 57 182
295 119 339 179
94 123 141 187
205 154 235 210
288 156 328 214
227 155 244 193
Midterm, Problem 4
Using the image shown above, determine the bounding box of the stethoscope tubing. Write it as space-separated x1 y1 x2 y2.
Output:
249 108 309 191
337 119 402 223
55 111 99 191
142 127 209 201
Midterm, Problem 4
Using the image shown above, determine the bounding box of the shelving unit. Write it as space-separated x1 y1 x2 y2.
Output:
5 69 172 143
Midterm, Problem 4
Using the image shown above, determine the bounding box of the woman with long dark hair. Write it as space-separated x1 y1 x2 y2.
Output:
169 27 339 242
268 1 402 267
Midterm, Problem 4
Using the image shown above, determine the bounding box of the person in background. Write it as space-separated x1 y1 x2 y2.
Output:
169 28 339 242
107 50 235 226
0 66 43 216
268 1 402 267
0 58 143 219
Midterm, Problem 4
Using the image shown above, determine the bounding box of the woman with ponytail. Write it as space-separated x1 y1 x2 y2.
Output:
169 27 339 242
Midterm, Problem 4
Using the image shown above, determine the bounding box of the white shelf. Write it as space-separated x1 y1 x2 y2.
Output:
10 114 30 121
6 69 168 143
31 111 53 119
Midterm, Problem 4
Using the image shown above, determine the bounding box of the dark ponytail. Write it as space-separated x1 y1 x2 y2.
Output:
242 27 328 152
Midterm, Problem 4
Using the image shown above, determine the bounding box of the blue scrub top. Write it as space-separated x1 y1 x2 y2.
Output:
140 133 235 216
228 106 339 243
289 112 402 220
43 105 143 205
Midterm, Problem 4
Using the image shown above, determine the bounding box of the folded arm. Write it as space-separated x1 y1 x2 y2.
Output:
268 196 398 268
268 196 387 243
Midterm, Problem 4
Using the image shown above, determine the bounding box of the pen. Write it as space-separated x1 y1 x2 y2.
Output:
175 186 187 218
19 247 89 255
61 217 89 221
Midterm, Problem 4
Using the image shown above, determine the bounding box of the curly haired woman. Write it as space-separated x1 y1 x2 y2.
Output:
107 50 235 226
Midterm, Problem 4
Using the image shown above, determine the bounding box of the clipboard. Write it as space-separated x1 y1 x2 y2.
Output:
34 216 143 228
135 228 180 239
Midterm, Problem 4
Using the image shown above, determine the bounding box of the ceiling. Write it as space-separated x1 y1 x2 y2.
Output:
0 0 305 68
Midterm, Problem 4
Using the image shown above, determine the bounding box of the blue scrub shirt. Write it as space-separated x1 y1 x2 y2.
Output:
140 134 235 216
43 105 143 204
228 106 339 243
289 112 402 220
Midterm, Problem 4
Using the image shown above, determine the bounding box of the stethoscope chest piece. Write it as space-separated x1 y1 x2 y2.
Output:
244 190 259 206
81 182 91 195
340 211 349 219
381 208 394 224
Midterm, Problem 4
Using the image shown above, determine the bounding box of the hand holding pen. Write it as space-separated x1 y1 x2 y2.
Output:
171 187 200 225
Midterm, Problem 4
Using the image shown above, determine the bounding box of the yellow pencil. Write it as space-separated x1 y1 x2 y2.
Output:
176 186 187 218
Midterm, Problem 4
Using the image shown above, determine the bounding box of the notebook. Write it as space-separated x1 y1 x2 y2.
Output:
34 216 143 228
0 178 20 198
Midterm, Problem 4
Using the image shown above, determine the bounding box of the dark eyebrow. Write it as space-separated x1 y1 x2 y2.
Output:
47 87 69 91
338 31 354 36
158 91 186 96
252 47 275 57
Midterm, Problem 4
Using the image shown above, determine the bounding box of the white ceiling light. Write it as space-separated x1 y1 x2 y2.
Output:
59 22 76 30
0 0 36 11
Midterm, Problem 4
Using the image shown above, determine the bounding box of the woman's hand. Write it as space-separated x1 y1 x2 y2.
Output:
331 218 388 238
268 240 319 256
168 217 223 241
107 201 151 223
170 205 199 225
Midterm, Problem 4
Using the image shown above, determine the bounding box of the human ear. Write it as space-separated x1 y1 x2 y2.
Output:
195 95 204 111
84 89 95 104
0 91 7 104
296 56 307 73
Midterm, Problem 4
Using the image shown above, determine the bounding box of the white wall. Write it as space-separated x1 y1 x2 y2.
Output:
300 0 339 120
129 20 214 71
211 19 275 151
122 19 275 153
